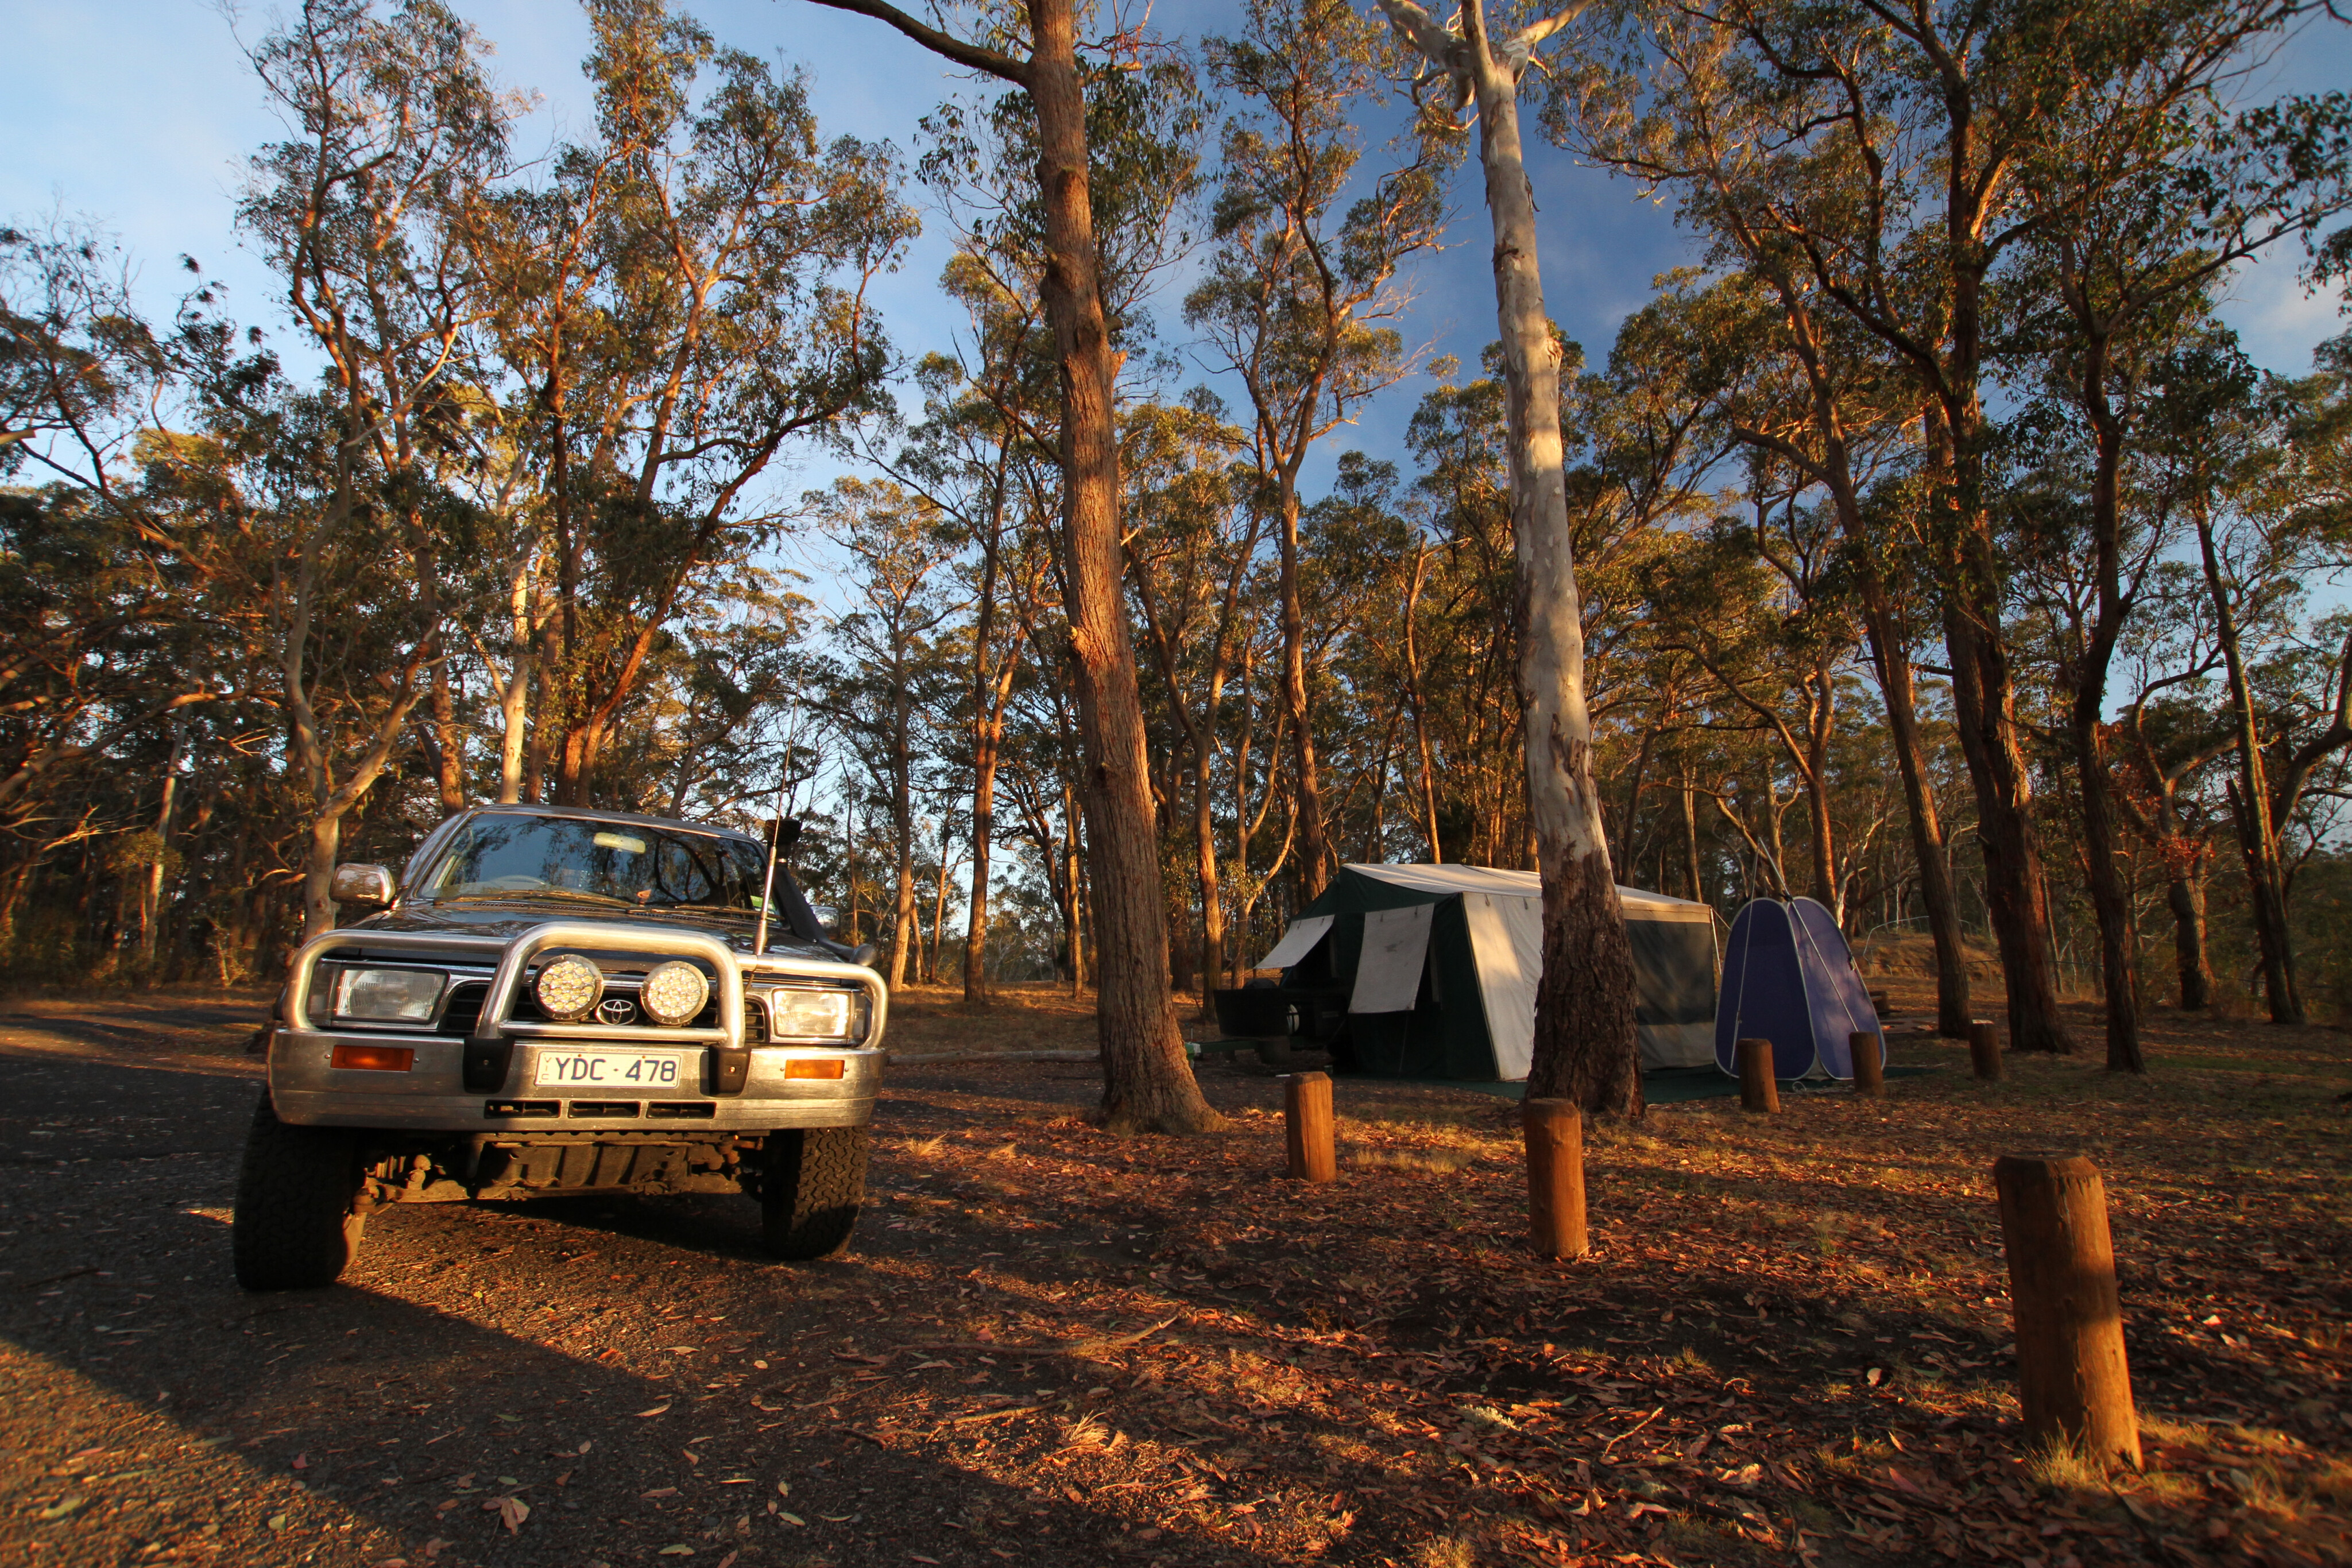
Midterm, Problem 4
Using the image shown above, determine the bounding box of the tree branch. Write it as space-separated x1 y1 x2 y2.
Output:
794 0 1031 85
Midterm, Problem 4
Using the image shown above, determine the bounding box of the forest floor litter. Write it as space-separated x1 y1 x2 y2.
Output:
0 978 2346 1567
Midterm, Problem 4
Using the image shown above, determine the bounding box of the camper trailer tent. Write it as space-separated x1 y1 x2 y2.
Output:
1218 864 1717 1081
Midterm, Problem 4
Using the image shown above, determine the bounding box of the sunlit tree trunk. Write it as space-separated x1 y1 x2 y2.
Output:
805 0 1212 1129
1402 543 1444 860
2200 506 2304 1024
1379 0 1639 1114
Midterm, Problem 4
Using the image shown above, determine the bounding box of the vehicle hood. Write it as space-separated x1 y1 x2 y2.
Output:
357 901 841 962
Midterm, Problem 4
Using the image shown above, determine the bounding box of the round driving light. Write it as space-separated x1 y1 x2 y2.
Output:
533 954 604 1021
639 960 711 1027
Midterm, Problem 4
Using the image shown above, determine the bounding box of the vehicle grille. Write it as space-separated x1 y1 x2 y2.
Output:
439 982 490 1035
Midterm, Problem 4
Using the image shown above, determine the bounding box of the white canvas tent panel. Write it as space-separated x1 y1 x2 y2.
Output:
1254 913 1334 971
1349 903 1434 1014
1461 891 1542 1079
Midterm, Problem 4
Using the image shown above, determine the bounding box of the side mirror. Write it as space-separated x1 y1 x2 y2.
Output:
765 817 802 854
331 863 396 909
850 942 879 969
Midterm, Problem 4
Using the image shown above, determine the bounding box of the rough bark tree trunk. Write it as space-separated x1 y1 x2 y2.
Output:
2197 506 2304 1024
1859 604 1973 1035
802 0 1217 1124
138 720 187 966
1403 544 1444 861
1736 253 1975 1035
1928 383 2072 1056
1680 766 1702 903
427 662 466 812
1276 485 1328 899
887 668 916 991
2065 327 2145 1071
962 516 1017 1008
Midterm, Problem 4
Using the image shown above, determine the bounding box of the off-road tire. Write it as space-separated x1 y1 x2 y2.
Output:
760 1126 868 1260
232 1092 366 1291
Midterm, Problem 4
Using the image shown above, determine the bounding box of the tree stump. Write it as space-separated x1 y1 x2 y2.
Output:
1993 1154 2142 1471
1737 1037 1780 1113
1284 1071 1336 1182
1522 1098 1588 1259
1968 1020 2005 1081
1851 1031 1885 1098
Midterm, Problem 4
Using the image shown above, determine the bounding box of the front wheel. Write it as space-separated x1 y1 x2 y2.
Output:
231 1093 365 1290
759 1126 868 1260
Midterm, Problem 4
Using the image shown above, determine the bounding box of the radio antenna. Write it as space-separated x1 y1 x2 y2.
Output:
752 702 803 956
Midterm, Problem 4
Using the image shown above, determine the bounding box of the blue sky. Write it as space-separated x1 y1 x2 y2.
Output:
7 0 2349 520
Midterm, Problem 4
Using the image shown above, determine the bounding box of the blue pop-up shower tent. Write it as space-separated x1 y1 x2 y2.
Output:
1712 896 1883 1081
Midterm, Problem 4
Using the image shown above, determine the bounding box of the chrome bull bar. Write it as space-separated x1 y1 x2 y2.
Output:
287 922 887 1050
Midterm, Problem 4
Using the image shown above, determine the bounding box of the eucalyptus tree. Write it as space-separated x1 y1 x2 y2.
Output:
784 0 1218 1133
2113 565 2233 1012
465 0 912 809
238 0 517 935
1186 0 1446 899
1603 256 1979 1035
815 478 964 989
2004 71 2352 1068
1372 0 1665 1112
0 220 220 945
904 52 1202 1005
1556 0 2348 1056
1643 471 1866 920
1297 451 1424 868
1123 394 1258 1006
1403 365 1525 865
2169 336 2352 1023
889 343 1044 1008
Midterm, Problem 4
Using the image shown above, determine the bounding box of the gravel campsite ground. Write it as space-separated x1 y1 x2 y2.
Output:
2 979 2348 1568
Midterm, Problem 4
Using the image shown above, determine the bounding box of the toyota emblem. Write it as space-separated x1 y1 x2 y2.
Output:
597 997 638 1025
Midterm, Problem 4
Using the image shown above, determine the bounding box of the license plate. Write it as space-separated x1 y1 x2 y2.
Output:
534 1051 687 1088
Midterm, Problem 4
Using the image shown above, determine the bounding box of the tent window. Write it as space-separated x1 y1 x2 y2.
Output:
1348 904 1433 1013
1254 914 1335 973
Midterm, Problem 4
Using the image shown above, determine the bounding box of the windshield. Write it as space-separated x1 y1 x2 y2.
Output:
420 816 772 911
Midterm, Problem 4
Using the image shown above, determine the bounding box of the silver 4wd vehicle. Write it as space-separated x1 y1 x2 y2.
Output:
234 804 887 1291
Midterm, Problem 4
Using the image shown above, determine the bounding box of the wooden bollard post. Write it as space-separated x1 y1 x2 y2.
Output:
1284 1071 1336 1182
1851 1031 1885 1098
1993 1154 2142 1471
1968 1020 2005 1081
1736 1037 1780 1113
1522 1099 1589 1259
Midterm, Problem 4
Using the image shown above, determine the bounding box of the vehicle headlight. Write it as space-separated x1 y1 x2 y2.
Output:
640 960 711 1027
330 966 445 1023
767 986 854 1040
533 954 604 1021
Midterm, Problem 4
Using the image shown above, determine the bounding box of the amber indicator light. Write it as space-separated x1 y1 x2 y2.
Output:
782 1059 845 1080
331 1043 416 1072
